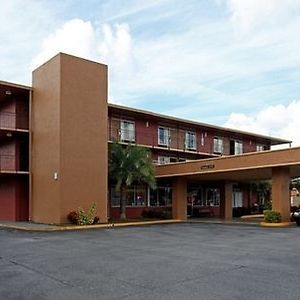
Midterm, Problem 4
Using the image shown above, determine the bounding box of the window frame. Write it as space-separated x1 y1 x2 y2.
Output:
213 136 223 154
185 131 197 151
256 144 264 152
158 126 170 147
120 120 135 142
157 155 171 165
234 140 243 155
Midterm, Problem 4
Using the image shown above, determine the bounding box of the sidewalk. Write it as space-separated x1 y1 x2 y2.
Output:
0 219 182 232
1 216 294 232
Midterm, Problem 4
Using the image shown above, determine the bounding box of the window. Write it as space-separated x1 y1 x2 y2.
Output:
120 120 135 142
213 137 223 154
158 126 170 146
234 141 243 154
256 144 264 152
232 190 243 207
206 188 220 206
110 185 147 207
187 187 205 206
230 140 243 155
150 185 172 206
157 156 170 165
185 131 197 150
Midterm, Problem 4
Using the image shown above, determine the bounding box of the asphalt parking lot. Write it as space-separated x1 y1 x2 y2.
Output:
1 223 300 300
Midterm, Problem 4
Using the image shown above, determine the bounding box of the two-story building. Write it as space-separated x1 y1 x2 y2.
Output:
107 104 289 219
0 53 298 224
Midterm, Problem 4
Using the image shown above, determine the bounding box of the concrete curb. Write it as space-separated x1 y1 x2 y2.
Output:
240 214 264 219
0 219 182 232
260 221 296 228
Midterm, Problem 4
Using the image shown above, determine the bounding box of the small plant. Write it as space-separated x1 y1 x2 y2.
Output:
260 201 272 211
93 216 100 224
264 210 281 223
77 203 97 225
67 211 79 224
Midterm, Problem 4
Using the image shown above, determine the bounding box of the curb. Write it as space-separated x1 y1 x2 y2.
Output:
0 219 182 232
260 221 296 228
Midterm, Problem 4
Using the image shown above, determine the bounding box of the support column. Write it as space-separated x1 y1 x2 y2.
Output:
272 167 290 222
220 182 233 219
172 177 187 220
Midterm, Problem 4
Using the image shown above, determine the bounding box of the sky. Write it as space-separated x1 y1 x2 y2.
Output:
1 0 300 146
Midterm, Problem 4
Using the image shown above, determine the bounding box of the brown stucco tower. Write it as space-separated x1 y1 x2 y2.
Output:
31 53 108 224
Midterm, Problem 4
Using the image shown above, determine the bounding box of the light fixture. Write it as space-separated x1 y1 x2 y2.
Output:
5 90 12 96
6 132 12 137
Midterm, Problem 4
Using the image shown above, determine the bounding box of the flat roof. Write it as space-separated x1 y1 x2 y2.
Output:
108 103 291 145
0 80 32 91
155 146 300 181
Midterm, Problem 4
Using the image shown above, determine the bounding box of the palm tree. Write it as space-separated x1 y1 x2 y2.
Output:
108 143 156 220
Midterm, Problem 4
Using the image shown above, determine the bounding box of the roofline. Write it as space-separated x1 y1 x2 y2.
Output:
108 103 292 145
32 52 108 73
0 80 32 91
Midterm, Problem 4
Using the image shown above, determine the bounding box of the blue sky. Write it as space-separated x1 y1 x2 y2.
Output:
1 0 300 144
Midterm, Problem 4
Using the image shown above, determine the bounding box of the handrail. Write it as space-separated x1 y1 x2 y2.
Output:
108 127 210 154
0 112 29 130
0 154 28 172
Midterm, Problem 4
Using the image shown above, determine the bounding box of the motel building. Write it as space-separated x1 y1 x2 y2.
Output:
1 53 300 224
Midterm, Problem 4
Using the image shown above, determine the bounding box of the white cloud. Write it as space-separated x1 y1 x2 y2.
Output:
31 19 97 70
226 0 300 33
224 100 300 146
31 19 133 104
97 23 133 70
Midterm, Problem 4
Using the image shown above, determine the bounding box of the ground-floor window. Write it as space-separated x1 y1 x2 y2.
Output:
110 183 172 207
232 190 243 207
150 184 172 207
188 186 220 207
187 187 205 206
206 188 220 206
110 184 147 207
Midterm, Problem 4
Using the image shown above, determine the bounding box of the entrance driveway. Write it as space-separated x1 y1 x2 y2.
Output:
1 223 300 299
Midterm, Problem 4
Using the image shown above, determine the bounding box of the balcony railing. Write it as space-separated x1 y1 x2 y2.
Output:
0 112 29 130
108 126 214 154
0 154 28 172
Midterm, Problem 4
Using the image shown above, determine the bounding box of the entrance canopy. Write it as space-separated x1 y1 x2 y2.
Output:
155 147 300 222
155 147 300 182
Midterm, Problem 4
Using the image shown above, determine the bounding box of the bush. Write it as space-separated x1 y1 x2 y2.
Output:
67 211 79 224
68 203 98 225
93 216 100 224
264 210 281 223
77 203 97 225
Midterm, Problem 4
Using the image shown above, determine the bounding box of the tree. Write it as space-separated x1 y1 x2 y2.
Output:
108 143 156 220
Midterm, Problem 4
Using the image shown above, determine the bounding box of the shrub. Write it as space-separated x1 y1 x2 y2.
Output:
260 201 272 211
77 203 97 225
264 210 281 223
67 211 78 224
93 216 100 224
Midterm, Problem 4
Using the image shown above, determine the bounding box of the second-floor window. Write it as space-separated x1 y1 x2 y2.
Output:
158 126 170 146
157 156 170 165
185 131 197 150
120 120 135 142
213 136 223 154
256 144 264 152
234 141 243 155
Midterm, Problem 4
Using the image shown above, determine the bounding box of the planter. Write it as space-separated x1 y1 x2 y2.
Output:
260 221 295 228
